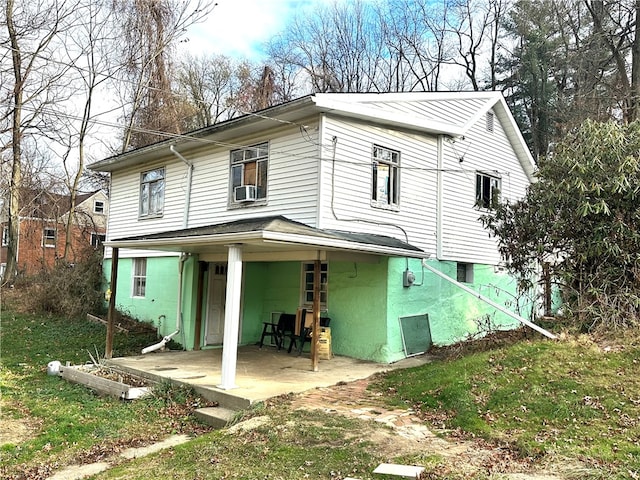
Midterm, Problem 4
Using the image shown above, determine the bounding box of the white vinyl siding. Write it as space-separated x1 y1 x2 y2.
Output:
318 115 438 254
104 124 320 259
439 108 530 264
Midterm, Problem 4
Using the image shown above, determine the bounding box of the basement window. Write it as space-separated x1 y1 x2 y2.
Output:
456 262 474 283
132 257 147 297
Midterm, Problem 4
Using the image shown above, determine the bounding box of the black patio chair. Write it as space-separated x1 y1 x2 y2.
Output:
259 313 297 350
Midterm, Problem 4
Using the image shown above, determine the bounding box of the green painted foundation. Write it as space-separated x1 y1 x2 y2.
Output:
105 255 529 364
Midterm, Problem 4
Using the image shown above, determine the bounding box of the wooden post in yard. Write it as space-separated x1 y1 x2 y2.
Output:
311 258 321 372
105 247 119 359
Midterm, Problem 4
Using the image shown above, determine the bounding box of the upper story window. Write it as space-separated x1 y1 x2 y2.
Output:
301 262 328 310
139 168 165 218
475 172 501 210
372 145 399 208
94 200 105 214
132 257 147 297
43 228 56 248
230 142 268 204
1 226 8 246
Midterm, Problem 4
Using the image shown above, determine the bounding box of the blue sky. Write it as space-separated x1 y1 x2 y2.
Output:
184 0 319 60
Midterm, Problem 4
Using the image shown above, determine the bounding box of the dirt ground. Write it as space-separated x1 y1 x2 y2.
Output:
287 378 569 479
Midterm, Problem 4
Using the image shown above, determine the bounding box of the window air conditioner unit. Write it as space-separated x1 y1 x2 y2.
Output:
234 185 257 202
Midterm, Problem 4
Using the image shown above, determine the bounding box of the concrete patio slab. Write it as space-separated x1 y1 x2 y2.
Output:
106 344 431 408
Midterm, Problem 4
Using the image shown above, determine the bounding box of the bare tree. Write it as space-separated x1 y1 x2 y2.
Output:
113 0 211 151
1 0 79 284
585 0 640 122
56 0 118 260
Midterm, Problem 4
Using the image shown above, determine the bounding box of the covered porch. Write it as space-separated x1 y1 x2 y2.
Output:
106 344 431 408
104 215 429 392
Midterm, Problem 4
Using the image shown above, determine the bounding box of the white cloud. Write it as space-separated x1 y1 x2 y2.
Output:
182 0 302 60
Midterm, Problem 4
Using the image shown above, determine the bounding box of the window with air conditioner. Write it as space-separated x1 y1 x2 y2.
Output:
230 142 268 204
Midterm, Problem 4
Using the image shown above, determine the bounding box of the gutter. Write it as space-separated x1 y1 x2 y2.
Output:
170 145 194 229
422 260 557 340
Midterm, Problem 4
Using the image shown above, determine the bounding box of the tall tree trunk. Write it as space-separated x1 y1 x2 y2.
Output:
630 0 640 121
4 0 22 284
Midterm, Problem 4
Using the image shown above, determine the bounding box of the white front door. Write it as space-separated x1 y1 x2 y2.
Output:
205 263 227 345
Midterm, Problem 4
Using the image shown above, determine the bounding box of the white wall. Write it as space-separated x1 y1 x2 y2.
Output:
318 114 438 254
439 108 530 264
105 123 321 258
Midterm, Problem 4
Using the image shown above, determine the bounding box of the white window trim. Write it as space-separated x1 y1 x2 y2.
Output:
139 167 165 219
229 142 269 206
132 257 147 298
475 171 501 210
300 262 328 310
1 226 8 246
43 228 56 248
371 144 400 211
93 200 105 214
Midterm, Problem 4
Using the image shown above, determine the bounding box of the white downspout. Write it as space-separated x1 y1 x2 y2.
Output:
436 136 444 259
170 145 194 229
142 253 190 354
422 260 557 340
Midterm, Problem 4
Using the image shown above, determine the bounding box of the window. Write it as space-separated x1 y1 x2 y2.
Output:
43 228 56 248
456 262 474 283
475 172 501 209
139 168 165 218
301 262 328 309
91 233 106 248
132 258 147 297
94 200 105 214
230 142 268 203
372 145 399 207
1 226 8 246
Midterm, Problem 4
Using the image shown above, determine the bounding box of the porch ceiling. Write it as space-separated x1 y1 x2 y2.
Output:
105 215 428 261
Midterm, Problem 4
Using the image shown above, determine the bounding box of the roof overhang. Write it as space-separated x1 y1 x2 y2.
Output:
105 216 428 261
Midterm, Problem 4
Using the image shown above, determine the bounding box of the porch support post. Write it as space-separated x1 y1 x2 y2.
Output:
218 244 243 389
105 247 119 359
311 258 321 372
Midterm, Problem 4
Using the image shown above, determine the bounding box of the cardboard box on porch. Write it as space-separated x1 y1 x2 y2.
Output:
318 327 332 360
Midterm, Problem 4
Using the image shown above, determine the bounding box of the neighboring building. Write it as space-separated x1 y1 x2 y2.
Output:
0 189 109 277
89 92 537 376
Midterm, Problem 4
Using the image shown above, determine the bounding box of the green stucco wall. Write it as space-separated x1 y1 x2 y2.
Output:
104 256 181 339
105 254 528 364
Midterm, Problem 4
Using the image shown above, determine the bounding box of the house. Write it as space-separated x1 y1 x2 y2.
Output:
89 92 539 388
0 189 109 277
